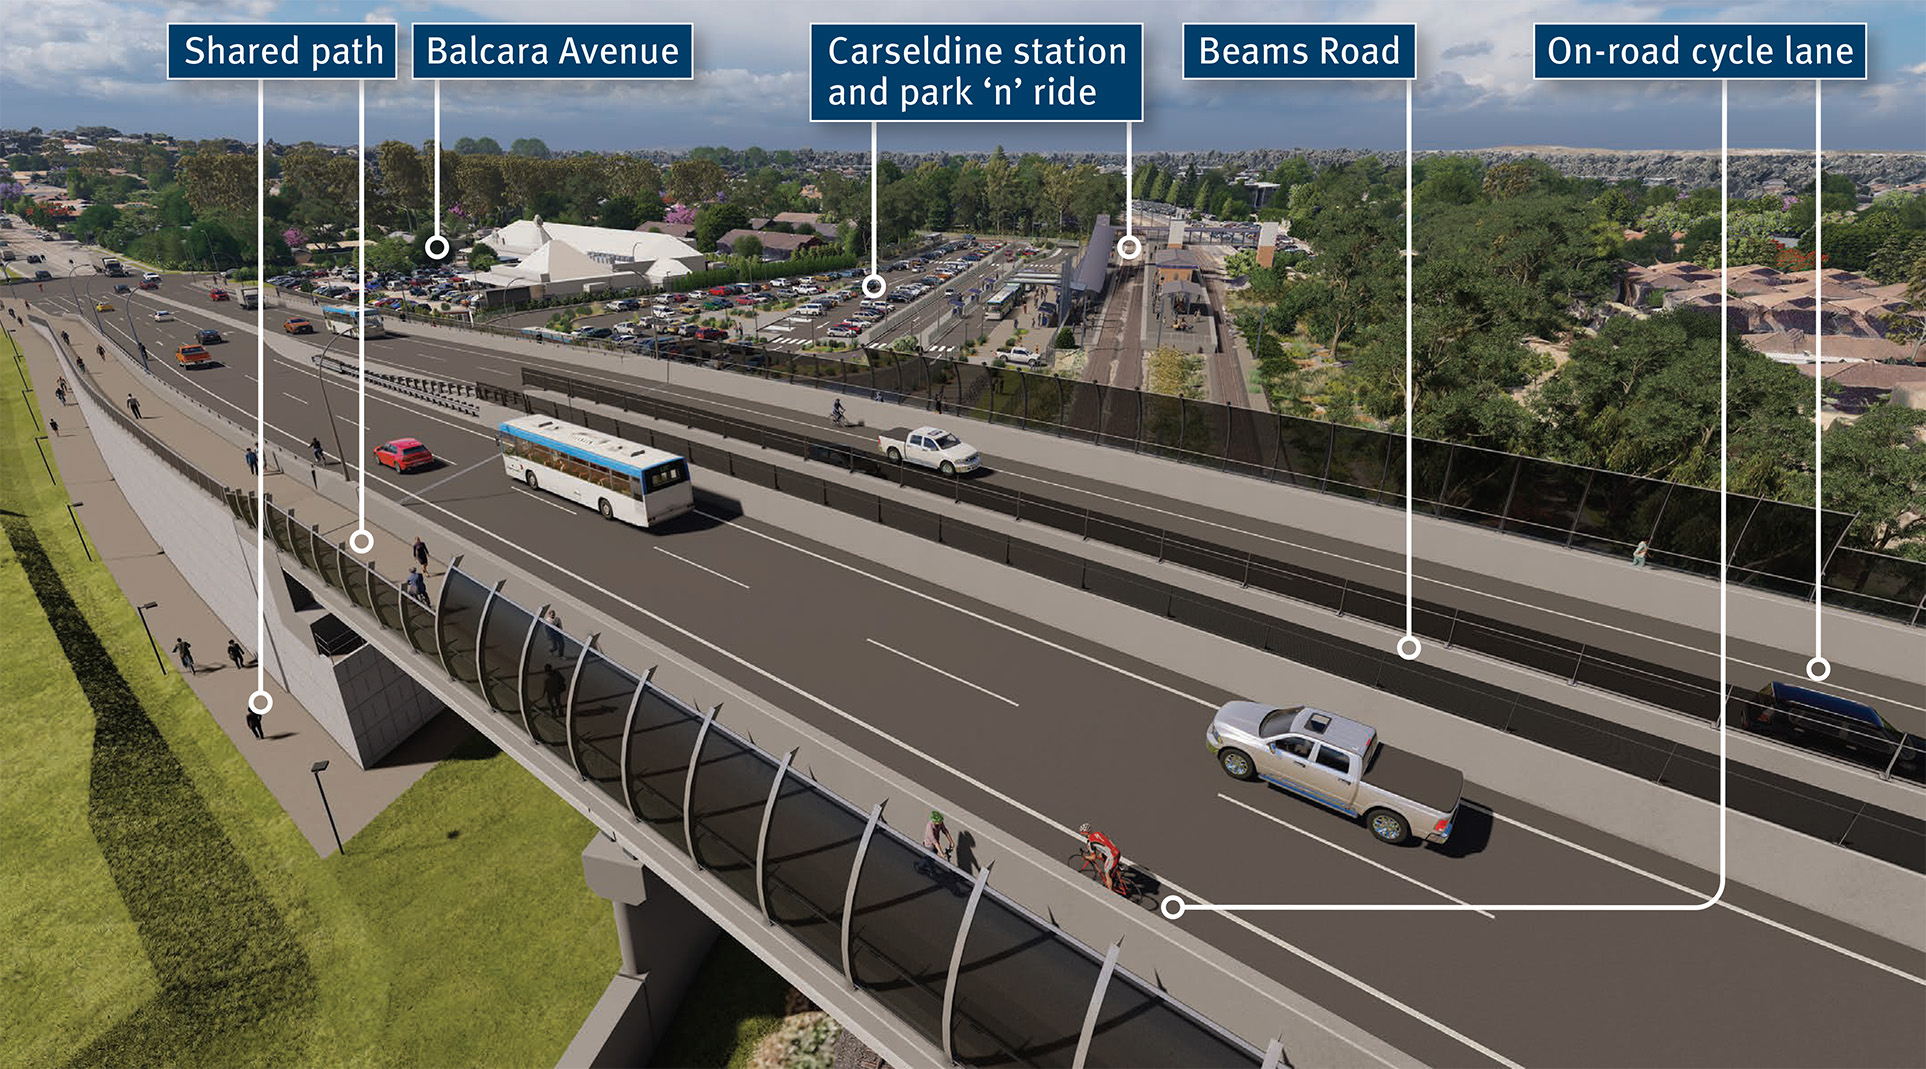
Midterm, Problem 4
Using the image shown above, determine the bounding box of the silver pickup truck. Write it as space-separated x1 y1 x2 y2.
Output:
1206 702 1463 845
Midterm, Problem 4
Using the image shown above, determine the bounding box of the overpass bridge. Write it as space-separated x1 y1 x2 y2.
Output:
19 276 1926 1069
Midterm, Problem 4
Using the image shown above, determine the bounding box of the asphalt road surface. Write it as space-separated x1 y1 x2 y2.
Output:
26 246 1926 1068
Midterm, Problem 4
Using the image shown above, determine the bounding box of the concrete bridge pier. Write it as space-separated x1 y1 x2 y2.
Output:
558 834 721 1069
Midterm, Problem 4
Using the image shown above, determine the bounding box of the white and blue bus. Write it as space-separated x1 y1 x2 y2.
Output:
321 305 387 338
498 415 695 527
985 283 1024 321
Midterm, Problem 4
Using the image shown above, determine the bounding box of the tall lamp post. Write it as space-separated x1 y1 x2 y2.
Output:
310 760 345 854
65 261 101 331
133 600 165 675
308 326 356 470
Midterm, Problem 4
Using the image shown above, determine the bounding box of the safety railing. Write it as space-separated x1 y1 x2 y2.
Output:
409 308 1926 627
231 488 1267 1068
518 366 1926 790
310 352 480 416
504 384 1926 875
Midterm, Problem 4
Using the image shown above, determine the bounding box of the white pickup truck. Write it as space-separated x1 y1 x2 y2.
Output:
996 346 1046 367
878 426 981 475
1206 703 1463 845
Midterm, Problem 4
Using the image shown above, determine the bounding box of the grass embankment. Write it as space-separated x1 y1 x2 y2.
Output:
0 328 614 1066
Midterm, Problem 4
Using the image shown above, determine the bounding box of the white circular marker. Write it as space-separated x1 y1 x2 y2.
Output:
1805 656 1831 683
1160 894 1187 920
348 529 374 555
423 234 450 262
248 690 274 715
1396 634 1423 661
861 273 887 299
1116 234 1143 261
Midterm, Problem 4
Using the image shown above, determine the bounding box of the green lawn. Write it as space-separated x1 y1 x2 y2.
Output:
0 331 613 1067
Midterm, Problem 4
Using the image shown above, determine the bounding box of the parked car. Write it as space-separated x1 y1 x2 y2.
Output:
374 437 436 473
283 317 314 334
693 327 729 342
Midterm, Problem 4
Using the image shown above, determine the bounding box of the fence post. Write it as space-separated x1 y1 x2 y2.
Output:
1334 579 1348 618
1568 646 1584 685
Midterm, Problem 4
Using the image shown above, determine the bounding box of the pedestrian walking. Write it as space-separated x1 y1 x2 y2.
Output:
55 385 66 406
244 709 265 739
226 638 247 669
244 445 259 476
77 354 88 373
171 637 195 674
542 662 567 715
543 607 565 656
126 394 142 419
1632 540 1650 568
48 418 58 436
310 437 325 464
57 375 68 393
411 535 429 575
405 567 430 605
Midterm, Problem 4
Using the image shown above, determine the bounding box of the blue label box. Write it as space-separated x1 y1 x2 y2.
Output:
1535 24 1866 79
411 23 693 80
811 23 1143 122
1183 24 1415 80
168 23 398 79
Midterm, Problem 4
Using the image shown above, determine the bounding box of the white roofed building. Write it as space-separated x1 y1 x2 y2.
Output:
468 216 706 300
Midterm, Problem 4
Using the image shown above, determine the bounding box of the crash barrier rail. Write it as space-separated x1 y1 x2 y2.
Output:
225 488 1269 1069
513 367 1926 798
310 353 480 417
506 381 1926 875
429 302 1926 628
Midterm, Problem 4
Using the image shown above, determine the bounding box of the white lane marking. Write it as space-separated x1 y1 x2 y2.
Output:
696 509 1217 710
655 546 750 589
549 365 1917 719
867 638 1018 707
344 467 1407 1067
117 304 1911 1040
510 484 576 515
1217 794 1493 919
1493 810 1926 987
1160 878 1522 1069
281 391 310 405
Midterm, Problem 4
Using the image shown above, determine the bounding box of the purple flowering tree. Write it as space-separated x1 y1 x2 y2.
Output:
665 203 695 225
283 227 306 249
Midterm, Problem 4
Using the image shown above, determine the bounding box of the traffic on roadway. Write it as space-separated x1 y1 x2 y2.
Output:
23 239 1926 1069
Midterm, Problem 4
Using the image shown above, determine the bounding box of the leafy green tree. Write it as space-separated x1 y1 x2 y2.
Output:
367 235 420 273
1416 155 1484 207
693 202 749 252
666 158 728 205
454 136 502 155
1529 311 1813 499
730 234 764 262
467 241 499 271
1823 405 1926 556
74 203 120 241
509 137 552 159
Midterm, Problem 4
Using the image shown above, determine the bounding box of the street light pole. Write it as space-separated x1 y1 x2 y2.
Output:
134 601 166 675
310 760 345 854
309 328 353 472
65 261 100 331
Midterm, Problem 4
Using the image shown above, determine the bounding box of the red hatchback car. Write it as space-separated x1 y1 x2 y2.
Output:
374 437 435 473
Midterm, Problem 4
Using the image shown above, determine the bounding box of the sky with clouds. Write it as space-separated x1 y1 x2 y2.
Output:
4 0 1921 155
